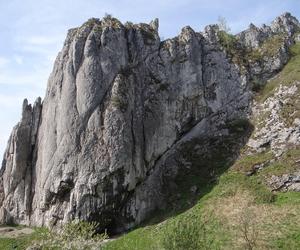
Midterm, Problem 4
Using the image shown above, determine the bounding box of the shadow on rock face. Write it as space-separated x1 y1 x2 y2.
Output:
136 118 254 228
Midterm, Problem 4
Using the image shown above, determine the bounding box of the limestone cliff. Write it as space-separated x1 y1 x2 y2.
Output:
0 13 299 233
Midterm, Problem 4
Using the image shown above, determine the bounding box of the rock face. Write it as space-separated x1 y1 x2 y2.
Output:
0 13 300 232
248 83 300 156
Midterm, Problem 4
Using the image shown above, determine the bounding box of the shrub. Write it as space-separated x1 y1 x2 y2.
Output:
111 96 128 111
251 77 265 92
34 221 108 250
238 208 259 250
162 213 224 250
218 30 237 52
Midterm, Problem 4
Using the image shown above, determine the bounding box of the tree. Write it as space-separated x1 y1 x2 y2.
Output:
238 208 259 250
218 16 231 33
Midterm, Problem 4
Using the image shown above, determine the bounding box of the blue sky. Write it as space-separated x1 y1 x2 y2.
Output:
0 0 299 157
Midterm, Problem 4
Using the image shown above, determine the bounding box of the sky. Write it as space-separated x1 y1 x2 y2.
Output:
0 0 299 157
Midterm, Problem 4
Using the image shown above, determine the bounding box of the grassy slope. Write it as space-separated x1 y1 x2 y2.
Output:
103 171 300 250
103 41 300 250
0 227 46 250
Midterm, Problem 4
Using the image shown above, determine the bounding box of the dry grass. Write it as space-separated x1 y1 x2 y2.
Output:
208 190 300 249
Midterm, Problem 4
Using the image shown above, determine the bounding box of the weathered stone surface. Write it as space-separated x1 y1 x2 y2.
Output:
248 83 300 156
267 172 300 191
0 13 299 232
0 98 42 224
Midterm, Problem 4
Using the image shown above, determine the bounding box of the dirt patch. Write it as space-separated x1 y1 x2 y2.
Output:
0 227 34 238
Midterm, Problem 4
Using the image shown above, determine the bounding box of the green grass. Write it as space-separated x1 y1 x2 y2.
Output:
103 226 160 250
103 171 279 250
205 171 275 204
275 230 300 250
218 31 238 52
0 238 30 250
256 42 300 102
0 228 46 250
259 147 300 178
275 192 300 206
232 151 273 173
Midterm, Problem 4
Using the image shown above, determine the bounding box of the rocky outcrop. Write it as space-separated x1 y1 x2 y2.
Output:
248 83 300 156
0 13 300 232
237 12 300 49
267 172 300 191
0 98 42 224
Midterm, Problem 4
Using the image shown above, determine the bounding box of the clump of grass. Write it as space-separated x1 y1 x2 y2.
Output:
140 27 157 45
208 171 275 204
161 212 228 250
232 151 273 173
259 147 300 178
218 30 238 53
111 95 128 111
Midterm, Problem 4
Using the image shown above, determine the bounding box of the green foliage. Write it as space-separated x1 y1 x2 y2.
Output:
162 213 227 250
60 221 106 241
140 28 156 44
271 206 300 250
218 30 238 53
101 13 123 29
246 176 275 203
275 192 300 206
0 227 47 250
274 230 300 250
36 221 108 250
0 237 31 250
104 171 277 250
259 147 300 178
233 151 273 173
208 171 275 204
103 226 159 250
111 96 127 111
0 223 108 250
83 18 99 28
0 237 28 250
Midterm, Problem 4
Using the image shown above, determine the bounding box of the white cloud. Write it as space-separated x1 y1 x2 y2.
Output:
0 93 33 108
0 70 49 88
25 35 63 46
0 57 9 68
14 55 23 65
